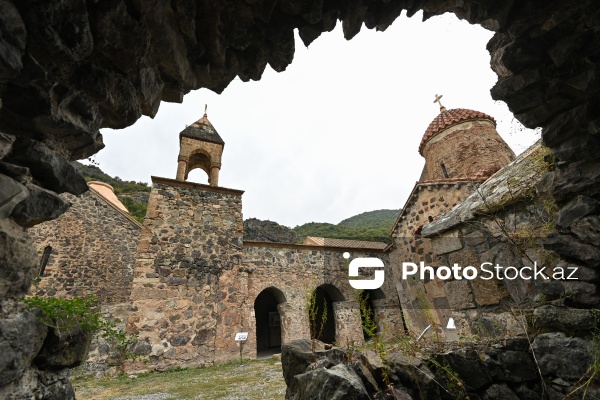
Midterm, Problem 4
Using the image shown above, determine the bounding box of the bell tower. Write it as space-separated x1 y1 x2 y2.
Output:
175 106 224 186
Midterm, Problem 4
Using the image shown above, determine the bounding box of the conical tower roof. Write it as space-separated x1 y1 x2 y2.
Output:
179 113 224 145
419 108 495 155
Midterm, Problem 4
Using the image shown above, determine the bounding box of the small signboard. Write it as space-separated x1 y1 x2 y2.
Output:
446 318 456 330
235 332 248 341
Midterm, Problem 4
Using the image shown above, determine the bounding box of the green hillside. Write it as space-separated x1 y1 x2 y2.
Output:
293 209 400 244
338 209 400 230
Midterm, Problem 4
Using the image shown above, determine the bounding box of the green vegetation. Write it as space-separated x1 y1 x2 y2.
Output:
22 295 104 335
75 162 151 195
294 209 400 244
23 295 137 368
73 358 286 400
306 287 328 353
338 209 400 229
120 196 148 223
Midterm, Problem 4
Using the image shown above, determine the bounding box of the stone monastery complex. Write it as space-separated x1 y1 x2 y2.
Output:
29 102 530 372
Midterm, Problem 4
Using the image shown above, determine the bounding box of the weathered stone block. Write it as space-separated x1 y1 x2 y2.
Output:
531 332 593 380
432 235 463 255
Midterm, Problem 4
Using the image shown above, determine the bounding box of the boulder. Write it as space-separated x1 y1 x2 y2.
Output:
6 140 88 195
553 195 598 228
0 173 28 219
293 364 371 400
281 339 346 398
10 183 70 227
531 332 593 380
33 327 92 370
483 383 520 400
0 304 47 386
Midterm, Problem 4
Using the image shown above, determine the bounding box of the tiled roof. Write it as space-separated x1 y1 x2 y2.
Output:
419 108 495 155
303 236 388 250
179 114 224 145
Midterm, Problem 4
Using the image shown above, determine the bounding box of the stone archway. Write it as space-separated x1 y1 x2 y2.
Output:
360 288 385 340
312 284 345 344
253 287 286 356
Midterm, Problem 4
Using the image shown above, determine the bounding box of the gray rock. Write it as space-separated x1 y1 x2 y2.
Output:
0 305 47 386
553 195 598 228
0 219 38 298
351 361 380 394
483 383 520 400
497 351 537 382
536 159 600 201
512 384 544 400
170 336 190 347
571 215 600 246
0 132 15 159
0 173 29 219
0 366 75 400
431 349 492 390
293 364 370 400
531 332 593 380
0 162 31 183
33 327 92 370
10 183 70 227
543 233 600 266
6 140 88 195
533 305 596 331
132 340 152 355
281 339 347 398
386 352 439 400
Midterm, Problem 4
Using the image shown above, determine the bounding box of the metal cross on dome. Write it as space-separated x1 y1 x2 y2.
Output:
204 104 208 116
433 94 444 109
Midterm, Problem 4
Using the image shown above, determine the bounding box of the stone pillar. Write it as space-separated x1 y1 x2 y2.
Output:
209 164 220 187
332 301 364 347
282 301 311 343
176 158 187 181
372 299 405 341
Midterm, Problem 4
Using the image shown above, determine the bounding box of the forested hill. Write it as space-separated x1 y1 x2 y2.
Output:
293 209 400 244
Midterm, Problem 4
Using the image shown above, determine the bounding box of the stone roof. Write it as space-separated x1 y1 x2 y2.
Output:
179 114 224 145
303 236 388 250
419 108 496 155
421 141 545 237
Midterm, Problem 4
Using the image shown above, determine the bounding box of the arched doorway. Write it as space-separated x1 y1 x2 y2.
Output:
360 289 385 340
254 287 285 356
311 284 344 344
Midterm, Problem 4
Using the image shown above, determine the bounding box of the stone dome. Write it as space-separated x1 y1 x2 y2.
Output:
419 108 496 155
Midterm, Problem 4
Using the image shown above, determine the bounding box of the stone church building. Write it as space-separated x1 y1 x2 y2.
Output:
29 102 519 372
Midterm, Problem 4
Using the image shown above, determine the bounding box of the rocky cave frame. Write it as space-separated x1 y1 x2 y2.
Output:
1 0 599 397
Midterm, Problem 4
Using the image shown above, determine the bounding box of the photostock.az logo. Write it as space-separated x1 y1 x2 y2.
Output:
345 252 385 290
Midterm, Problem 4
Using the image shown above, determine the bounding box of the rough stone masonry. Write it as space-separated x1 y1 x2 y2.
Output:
1 0 600 397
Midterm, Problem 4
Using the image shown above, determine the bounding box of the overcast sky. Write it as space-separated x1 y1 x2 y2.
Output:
88 11 540 228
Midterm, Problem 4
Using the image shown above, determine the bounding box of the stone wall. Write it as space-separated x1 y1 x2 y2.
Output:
123 176 403 372
421 120 515 181
420 144 600 337
242 243 402 354
126 177 244 371
390 181 478 336
28 189 142 304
